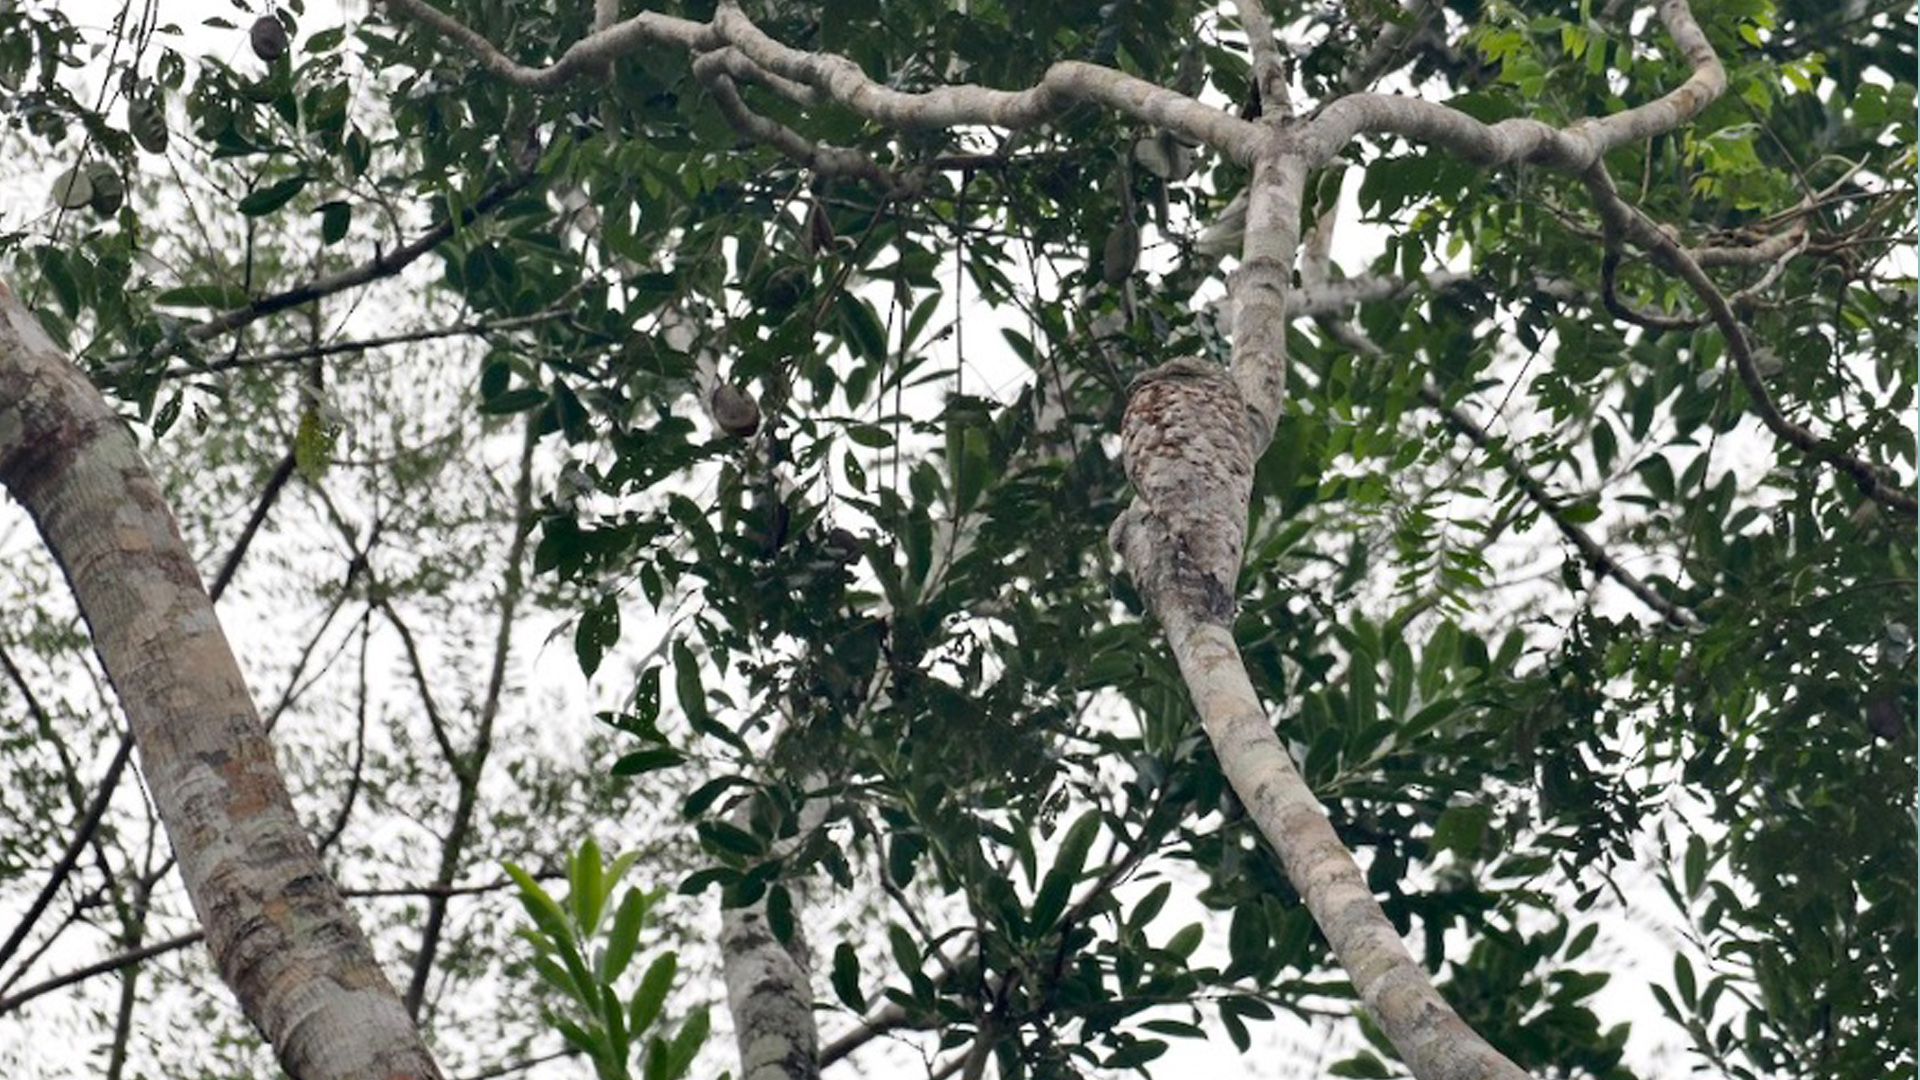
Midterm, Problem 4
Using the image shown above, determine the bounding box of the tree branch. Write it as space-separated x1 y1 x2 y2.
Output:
1319 318 1705 629
0 282 444 1078
1583 167 1916 519
1300 0 1723 172
181 171 535 348
381 0 1264 163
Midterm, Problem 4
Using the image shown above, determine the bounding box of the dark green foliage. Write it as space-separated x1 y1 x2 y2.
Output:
0 0 1908 1077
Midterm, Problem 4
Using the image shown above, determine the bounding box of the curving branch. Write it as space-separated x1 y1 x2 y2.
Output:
377 0 712 90
381 0 1265 164
1583 167 1916 519
709 3 1261 160
690 52 901 190
181 171 535 348
1298 0 1724 172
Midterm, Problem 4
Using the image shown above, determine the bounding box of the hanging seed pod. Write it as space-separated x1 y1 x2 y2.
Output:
805 199 835 254
710 384 761 438
51 166 94 210
1101 218 1140 285
250 15 289 62
825 527 862 566
128 94 169 154
86 164 124 217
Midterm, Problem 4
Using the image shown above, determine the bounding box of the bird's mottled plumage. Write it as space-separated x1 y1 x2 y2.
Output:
1116 358 1255 622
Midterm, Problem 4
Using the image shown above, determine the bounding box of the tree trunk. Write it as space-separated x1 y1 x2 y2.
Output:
0 282 442 1080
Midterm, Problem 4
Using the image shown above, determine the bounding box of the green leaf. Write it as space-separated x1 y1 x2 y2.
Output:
628 953 677 1035
698 820 766 858
642 1034 670 1080
1125 881 1171 934
1330 1051 1394 1078
504 862 573 949
830 942 866 1010
602 889 647 984
664 1006 709 1080
575 596 621 677
1683 834 1707 899
294 408 336 481
612 748 686 776
766 884 794 944
1673 952 1697 1006
572 837 606 935
237 173 309 216
553 1017 609 1062
846 423 893 448
530 954 581 1000
1029 810 1100 932
1226 902 1268 974
318 200 350 244
887 923 920 982
479 387 548 415
1165 922 1203 959
673 640 711 726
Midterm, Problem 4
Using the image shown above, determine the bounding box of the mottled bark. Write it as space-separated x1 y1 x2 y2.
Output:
0 283 441 1080
720 901 819 1080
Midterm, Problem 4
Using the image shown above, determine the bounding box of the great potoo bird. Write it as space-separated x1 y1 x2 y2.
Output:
1113 358 1256 624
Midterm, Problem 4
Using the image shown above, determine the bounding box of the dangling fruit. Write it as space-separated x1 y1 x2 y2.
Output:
128 94 168 154
51 166 93 210
250 15 289 61
86 164 124 217
710 384 761 438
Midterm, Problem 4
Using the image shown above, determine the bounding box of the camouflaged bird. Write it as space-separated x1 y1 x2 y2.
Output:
1112 358 1256 624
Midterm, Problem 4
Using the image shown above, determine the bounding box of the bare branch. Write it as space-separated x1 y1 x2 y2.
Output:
0 737 135 977
710 4 1264 161
183 171 536 348
1 282 441 1077
1583 167 1917 519
691 52 901 189
0 932 203 1018
1236 1 1292 117
157 309 570 379
376 0 713 90
403 421 538 1019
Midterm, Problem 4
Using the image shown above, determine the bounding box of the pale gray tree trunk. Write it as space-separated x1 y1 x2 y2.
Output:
0 283 442 1080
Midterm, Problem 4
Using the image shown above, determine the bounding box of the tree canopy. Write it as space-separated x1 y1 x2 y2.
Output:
0 1 1911 1079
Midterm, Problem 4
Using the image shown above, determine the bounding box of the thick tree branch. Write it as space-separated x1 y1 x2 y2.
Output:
1158 613 1532 1080
0 283 443 1079
1300 0 1723 171
382 0 1264 163
711 4 1262 161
